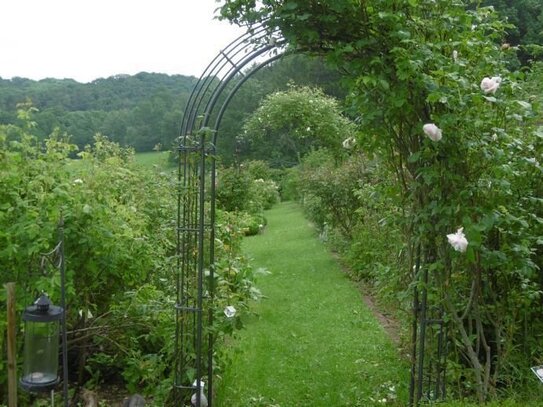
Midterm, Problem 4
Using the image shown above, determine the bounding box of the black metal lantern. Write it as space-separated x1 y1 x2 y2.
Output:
20 293 63 392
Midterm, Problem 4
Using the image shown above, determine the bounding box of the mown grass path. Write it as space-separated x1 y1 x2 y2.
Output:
216 202 409 406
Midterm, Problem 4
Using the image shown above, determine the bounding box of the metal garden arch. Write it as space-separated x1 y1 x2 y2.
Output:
175 22 446 407
174 23 286 406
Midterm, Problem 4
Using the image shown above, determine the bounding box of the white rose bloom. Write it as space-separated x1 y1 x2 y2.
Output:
447 227 469 253
342 137 356 149
191 380 208 407
480 76 501 94
224 306 236 318
422 123 442 142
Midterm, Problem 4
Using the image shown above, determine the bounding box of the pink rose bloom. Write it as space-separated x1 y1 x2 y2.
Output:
480 76 501 94
422 123 442 142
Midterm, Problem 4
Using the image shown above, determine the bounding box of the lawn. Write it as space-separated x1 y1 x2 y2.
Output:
215 202 409 406
214 202 543 406
134 151 173 169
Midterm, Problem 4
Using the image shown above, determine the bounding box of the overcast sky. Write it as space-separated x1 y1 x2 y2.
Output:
0 0 246 83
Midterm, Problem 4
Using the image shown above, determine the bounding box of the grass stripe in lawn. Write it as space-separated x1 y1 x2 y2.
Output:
216 202 409 406
134 151 174 169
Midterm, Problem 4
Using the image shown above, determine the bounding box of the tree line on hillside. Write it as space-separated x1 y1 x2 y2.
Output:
0 56 345 159
0 72 197 152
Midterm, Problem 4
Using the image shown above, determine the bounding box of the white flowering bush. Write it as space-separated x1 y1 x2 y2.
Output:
241 86 356 165
250 178 280 210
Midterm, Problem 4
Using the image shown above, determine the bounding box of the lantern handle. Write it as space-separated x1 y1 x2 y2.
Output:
39 241 63 274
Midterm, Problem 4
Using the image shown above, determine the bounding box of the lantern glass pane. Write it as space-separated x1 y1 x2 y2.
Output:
22 320 59 386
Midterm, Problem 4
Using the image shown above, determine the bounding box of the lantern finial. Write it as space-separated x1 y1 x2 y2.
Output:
34 293 51 313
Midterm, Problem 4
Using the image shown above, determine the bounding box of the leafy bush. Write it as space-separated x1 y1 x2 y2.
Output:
250 178 280 210
236 211 267 236
217 162 280 213
277 166 302 201
243 160 273 180
0 110 261 405
85 284 174 402
298 150 370 240
216 166 252 212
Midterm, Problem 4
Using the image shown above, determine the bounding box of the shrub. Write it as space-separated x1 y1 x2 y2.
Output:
216 166 252 212
217 162 281 214
250 178 280 210
243 160 273 180
0 111 260 405
298 151 371 240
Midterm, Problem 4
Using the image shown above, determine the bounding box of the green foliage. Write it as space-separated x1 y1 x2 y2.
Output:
481 0 543 63
214 210 263 317
276 166 302 202
349 179 403 285
216 166 253 212
85 285 174 397
250 179 280 211
242 85 355 166
297 150 367 239
0 115 76 292
243 160 273 180
220 0 543 402
0 73 195 152
0 108 261 405
216 161 279 236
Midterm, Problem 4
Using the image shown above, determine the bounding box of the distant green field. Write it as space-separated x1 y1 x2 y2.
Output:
134 151 174 169
66 151 174 172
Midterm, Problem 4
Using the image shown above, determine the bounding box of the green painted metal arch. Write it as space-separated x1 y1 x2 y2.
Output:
175 22 286 407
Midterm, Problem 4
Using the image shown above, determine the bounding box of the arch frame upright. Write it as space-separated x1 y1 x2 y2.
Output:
174 23 286 406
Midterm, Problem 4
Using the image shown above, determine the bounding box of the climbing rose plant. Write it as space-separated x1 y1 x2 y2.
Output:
219 0 543 402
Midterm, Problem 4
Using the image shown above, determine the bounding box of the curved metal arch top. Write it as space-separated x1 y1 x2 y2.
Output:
180 22 286 146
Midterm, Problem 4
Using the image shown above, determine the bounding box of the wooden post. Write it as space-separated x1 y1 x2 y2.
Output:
6 282 17 407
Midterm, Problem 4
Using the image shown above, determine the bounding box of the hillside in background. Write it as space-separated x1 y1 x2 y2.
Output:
0 55 346 161
0 72 197 152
